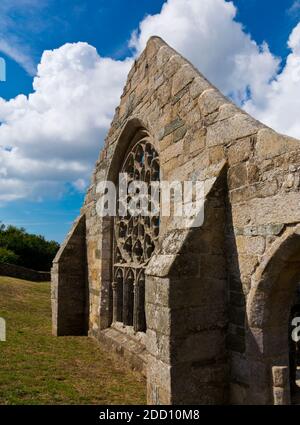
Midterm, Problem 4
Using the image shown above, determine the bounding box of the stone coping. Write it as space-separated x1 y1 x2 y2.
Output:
93 325 148 377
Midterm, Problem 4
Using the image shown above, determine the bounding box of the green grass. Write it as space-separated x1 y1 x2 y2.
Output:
0 276 146 405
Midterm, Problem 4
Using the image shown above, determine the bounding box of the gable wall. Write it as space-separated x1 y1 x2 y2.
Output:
52 36 300 404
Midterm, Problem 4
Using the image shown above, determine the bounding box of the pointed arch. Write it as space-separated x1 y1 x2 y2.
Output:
247 225 300 404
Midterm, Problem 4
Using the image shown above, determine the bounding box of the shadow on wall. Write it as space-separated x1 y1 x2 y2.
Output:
246 226 300 405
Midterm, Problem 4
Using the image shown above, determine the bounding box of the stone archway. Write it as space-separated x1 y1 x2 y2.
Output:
247 225 300 404
95 117 160 332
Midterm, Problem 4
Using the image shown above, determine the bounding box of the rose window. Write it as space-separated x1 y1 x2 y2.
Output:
112 137 160 332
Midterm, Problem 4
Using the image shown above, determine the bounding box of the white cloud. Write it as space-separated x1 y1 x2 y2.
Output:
0 42 132 201
130 0 300 138
244 22 300 138
130 0 280 104
1 0 300 204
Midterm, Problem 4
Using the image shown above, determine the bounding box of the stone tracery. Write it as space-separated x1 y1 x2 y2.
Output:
112 137 160 332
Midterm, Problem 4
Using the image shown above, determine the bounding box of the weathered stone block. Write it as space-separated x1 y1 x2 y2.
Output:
172 64 195 96
236 235 266 255
207 113 259 146
256 128 300 160
227 138 253 165
228 163 248 189
160 117 185 139
198 89 227 116
272 366 289 388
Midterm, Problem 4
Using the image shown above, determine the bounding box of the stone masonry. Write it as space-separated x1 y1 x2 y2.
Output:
52 37 300 404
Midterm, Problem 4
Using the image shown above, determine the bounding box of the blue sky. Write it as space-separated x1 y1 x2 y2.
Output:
1 0 166 99
0 0 165 242
0 0 300 243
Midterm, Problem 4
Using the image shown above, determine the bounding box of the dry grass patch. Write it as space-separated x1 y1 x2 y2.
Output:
0 276 146 405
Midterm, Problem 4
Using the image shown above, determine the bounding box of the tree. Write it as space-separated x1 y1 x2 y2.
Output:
0 247 19 265
0 224 60 271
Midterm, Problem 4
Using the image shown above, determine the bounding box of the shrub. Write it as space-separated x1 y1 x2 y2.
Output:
0 224 59 271
0 247 19 265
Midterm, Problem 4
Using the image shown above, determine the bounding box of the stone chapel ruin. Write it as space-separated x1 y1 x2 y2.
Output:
52 37 300 405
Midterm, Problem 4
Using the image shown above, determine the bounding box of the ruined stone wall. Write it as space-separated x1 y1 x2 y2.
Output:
82 37 234 334
53 36 300 404
220 126 300 403
145 169 229 404
0 263 50 282
52 215 88 336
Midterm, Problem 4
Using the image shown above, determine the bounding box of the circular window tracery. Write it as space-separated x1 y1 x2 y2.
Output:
112 137 160 332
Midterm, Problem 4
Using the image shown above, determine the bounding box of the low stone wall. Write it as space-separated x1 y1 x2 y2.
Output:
0 262 50 282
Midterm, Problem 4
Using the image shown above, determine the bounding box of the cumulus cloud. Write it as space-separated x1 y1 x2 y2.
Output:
244 22 300 138
0 42 132 201
130 0 280 104
1 0 300 204
130 0 300 137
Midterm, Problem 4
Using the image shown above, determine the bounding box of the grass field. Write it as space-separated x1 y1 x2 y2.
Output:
0 276 146 405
